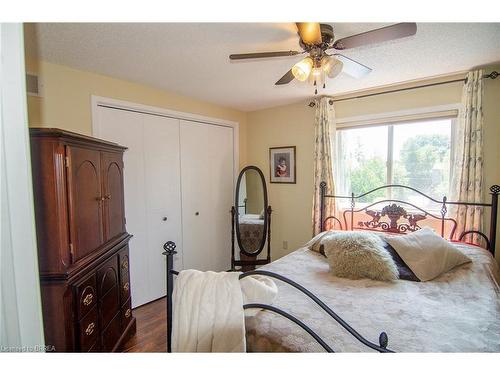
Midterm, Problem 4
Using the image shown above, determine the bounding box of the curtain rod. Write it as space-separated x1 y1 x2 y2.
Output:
308 71 499 107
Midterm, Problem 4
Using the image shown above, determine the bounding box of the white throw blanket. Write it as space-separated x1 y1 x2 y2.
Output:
171 270 277 352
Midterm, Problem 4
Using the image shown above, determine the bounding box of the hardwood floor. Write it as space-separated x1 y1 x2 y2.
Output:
121 297 167 352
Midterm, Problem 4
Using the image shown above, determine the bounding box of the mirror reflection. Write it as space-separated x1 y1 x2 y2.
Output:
237 168 265 253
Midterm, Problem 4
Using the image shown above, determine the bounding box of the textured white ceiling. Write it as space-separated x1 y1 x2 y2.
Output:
25 22 500 111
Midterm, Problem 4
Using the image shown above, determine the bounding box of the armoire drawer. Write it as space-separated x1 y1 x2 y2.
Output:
101 312 122 352
75 274 97 320
78 307 98 352
121 298 133 330
118 247 130 304
120 280 130 307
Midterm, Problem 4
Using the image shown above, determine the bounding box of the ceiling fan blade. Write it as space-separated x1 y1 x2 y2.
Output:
333 23 417 50
333 54 372 78
275 69 295 85
229 51 300 60
296 22 322 45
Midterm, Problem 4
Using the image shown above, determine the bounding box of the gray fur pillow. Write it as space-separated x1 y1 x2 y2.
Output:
322 231 399 281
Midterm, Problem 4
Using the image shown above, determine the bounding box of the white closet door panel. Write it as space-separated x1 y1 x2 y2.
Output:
96 107 149 308
142 115 182 302
180 120 233 272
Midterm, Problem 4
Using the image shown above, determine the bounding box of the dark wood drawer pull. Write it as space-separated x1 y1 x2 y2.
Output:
123 282 130 292
125 309 131 318
82 293 93 306
85 322 95 336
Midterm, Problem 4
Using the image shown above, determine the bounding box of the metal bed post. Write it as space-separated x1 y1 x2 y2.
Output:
266 205 272 263
230 206 236 270
350 192 355 231
319 181 326 232
440 196 447 238
489 185 499 256
163 241 177 353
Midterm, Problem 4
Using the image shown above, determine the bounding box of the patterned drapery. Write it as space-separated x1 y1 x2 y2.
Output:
312 97 336 235
450 70 484 245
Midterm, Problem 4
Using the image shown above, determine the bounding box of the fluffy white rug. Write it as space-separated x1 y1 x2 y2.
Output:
320 231 399 281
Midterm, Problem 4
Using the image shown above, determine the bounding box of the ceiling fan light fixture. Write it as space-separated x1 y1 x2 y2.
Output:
291 57 313 82
321 56 343 79
309 66 325 87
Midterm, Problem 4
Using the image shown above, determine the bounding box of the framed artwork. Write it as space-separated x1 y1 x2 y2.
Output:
269 146 296 184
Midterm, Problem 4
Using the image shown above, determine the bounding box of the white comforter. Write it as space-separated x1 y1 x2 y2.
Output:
172 270 277 352
245 243 500 352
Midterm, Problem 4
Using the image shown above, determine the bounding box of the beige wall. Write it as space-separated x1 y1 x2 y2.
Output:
246 102 316 260
24 58 248 167
245 69 500 262
25 52 500 262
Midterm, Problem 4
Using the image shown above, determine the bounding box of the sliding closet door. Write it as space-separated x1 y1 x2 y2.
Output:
180 120 233 271
96 106 182 308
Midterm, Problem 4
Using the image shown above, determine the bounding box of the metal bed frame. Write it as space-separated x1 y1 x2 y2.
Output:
319 183 499 256
163 182 499 353
163 241 393 353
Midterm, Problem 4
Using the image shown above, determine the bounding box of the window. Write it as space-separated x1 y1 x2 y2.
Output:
334 117 454 208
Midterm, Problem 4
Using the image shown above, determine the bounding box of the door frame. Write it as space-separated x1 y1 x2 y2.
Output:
0 23 45 350
90 95 240 187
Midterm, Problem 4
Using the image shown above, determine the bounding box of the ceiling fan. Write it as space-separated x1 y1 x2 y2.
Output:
229 22 417 94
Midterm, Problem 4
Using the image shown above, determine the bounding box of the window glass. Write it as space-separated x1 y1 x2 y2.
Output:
335 125 388 203
335 117 453 209
392 119 451 206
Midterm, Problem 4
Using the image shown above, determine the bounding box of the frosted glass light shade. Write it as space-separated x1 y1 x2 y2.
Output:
321 56 343 78
292 57 313 81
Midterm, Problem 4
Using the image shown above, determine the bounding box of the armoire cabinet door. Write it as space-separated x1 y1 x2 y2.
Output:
97 255 120 330
66 145 104 262
101 151 126 241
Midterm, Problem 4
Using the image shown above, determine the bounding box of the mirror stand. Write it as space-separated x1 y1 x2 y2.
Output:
231 205 272 271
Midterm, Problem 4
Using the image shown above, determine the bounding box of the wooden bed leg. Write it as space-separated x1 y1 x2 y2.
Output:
163 241 177 353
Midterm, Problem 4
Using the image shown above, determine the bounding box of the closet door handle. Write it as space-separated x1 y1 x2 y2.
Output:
195 212 199 216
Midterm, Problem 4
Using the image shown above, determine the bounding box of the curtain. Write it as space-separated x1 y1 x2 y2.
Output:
312 97 336 235
450 70 484 245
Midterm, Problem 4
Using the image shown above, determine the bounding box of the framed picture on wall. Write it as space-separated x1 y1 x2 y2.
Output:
269 146 296 184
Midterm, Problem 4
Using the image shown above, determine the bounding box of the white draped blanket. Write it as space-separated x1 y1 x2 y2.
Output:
171 270 277 352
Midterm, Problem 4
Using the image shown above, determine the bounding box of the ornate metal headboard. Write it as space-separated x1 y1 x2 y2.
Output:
319 182 499 256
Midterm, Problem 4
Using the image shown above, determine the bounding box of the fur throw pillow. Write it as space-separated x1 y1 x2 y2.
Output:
321 231 399 281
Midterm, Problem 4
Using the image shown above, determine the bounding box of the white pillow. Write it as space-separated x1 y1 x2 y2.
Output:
384 227 471 281
321 231 399 281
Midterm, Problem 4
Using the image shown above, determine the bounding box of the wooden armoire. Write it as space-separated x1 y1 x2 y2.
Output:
30 128 136 352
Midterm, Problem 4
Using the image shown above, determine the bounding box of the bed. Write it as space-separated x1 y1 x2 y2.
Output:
164 182 500 352
245 242 499 352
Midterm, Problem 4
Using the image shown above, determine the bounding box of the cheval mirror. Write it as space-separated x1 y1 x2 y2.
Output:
231 166 272 271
